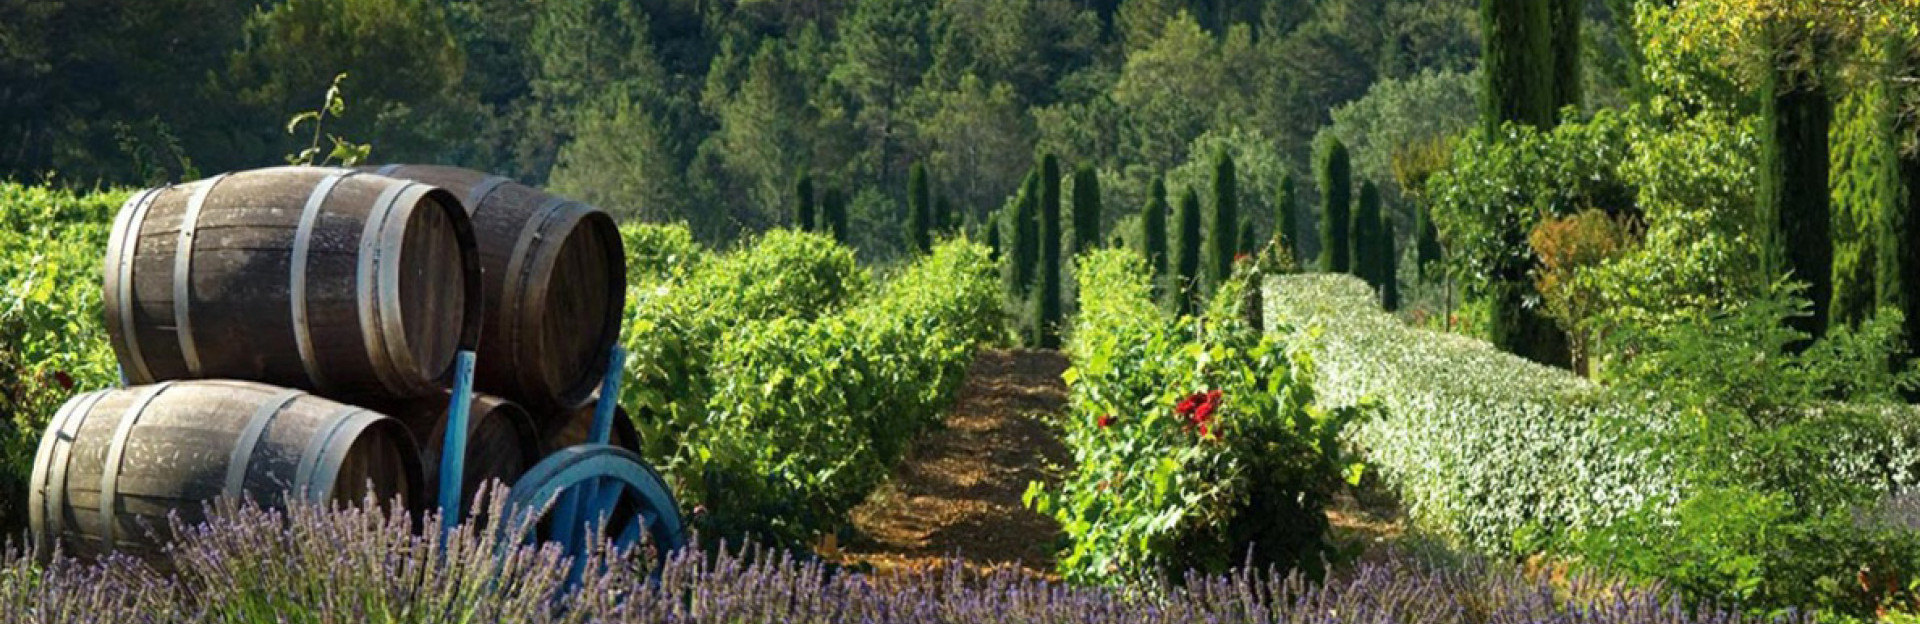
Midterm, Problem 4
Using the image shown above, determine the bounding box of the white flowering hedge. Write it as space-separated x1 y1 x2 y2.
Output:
1262 274 1682 553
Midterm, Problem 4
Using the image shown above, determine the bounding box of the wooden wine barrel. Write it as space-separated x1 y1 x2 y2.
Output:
372 393 540 509
537 403 641 455
104 166 482 400
365 165 624 413
29 380 423 562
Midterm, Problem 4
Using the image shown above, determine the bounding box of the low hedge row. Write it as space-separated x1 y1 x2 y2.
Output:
1027 251 1361 583
1261 273 1680 554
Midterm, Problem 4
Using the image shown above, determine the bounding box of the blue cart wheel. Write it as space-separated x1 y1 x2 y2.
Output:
503 444 685 564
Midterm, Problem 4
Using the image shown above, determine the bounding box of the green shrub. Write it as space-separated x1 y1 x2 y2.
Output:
0 183 126 534
690 240 998 544
619 222 706 283
1275 174 1299 261
1142 179 1169 288
1350 181 1386 299
909 162 931 254
796 173 816 231
1028 250 1361 584
1036 155 1063 348
1071 164 1102 257
821 186 849 244
1171 187 1202 316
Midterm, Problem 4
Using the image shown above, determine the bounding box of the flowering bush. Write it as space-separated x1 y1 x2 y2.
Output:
0 183 125 535
7 492 1793 623
1027 250 1362 583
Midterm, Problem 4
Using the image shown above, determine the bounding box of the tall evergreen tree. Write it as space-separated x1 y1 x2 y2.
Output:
1760 26 1835 340
909 161 931 253
1317 138 1353 273
1237 216 1257 256
1549 0 1581 115
1878 40 1920 356
1382 215 1402 311
1144 178 1170 285
1010 171 1041 297
1036 154 1064 348
796 173 816 231
986 209 1002 261
1275 174 1299 262
1415 201 1443 278
935 193 955 233
823 186 850 244
1351 181 1386 295
1071 164 1103 256
1208 150 1238 292
1835 79 1898 327
1480 0 1555 133
1172 186 1203 316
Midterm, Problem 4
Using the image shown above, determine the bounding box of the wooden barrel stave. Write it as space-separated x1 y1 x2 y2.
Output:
30 381 423 562
364 165 624 413
104 167 481 401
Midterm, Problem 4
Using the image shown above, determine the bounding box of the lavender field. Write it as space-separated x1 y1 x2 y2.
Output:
5 494 1793 624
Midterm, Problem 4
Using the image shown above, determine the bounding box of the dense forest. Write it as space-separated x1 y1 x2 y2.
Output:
0 0 1620 260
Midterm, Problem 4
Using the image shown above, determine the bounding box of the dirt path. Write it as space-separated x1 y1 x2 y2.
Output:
835 349 1071 578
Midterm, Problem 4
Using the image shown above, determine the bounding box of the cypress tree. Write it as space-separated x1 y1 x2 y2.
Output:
1834 81 1898 328
1480 0 1555 134
1036 154 1064 348
1172 187 1203 316
822 187 849 245
1351 181 1386 295
1548 0 1582 117
1879 41 1920 356
1237 216 1257 256
1011 171 1040 297
909 162 931 253
796 173 816 231
1760 28 1834 340
936 193 955 233
1415 201 1443 279
1275 174 1299 262
1143 178 1170 285
986 209 1002 261
1072 164 1103 256
1317 138 1353 273
1382 213 1401 311
1208 150 1238 292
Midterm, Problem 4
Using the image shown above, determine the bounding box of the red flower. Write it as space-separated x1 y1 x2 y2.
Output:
1175 392 1204 415
1234 252 1252 263
1097 414 1114 428
1192 400 1215 425
52 371 72 390
1198 421 1212 438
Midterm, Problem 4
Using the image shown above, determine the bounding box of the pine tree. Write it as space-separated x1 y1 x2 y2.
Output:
936 193 955 233
1415 201 1443 279
1549 0 1582 117
1317 138 1353 273
1760 29 1834 340
1071 164 1103 256
1037 154 1064 348
1275 174 1299 262
1171 186 1203 316
1208 149 1238 293
909 162 931 253
1877 40 1920 356
796 173 816 231
1143 178 1170 286
822 186 849 244
1351 181 1386 296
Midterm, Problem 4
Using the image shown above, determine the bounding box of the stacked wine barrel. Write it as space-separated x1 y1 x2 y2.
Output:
30 165 629 562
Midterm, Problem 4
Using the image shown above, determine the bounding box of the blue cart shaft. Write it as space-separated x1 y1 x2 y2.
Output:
439 350 478 535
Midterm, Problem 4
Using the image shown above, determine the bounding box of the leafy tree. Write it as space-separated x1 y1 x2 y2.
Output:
910 161 932 253
1327 68 1481 201
711 40 815 228
1072 164 1103 256
916 74 1037 227
1317 137 1353 273
796 172 817 231
1144 178 1171 286
1172 186 1203 316
548 90 689 224
1207 149 1238 292
1415 200 1444 278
